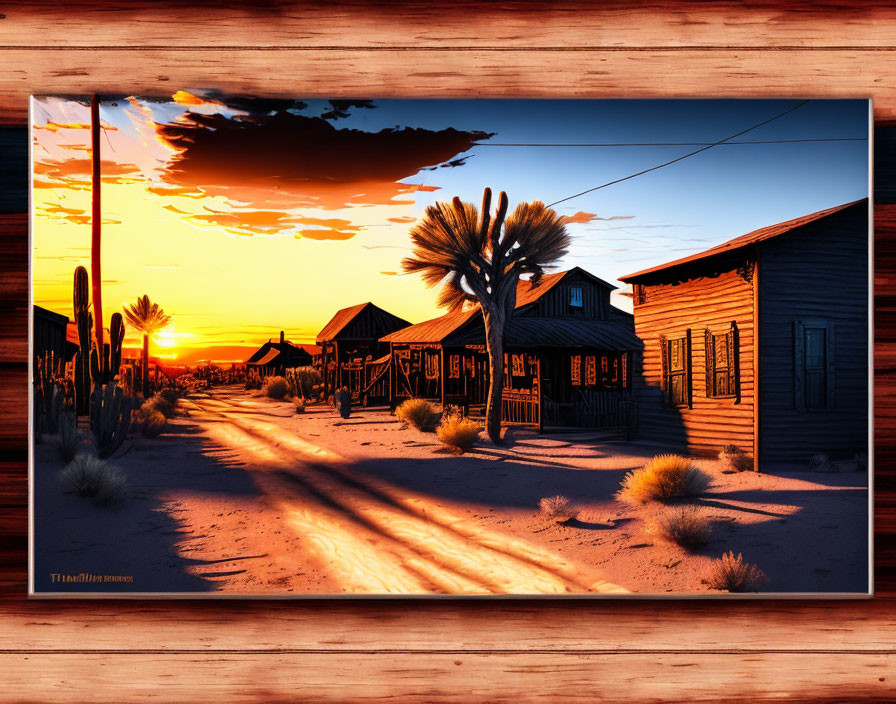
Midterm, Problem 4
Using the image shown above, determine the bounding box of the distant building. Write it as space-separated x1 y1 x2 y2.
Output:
33 305 76 361
246 331 320 377
619 199 869 466
381 267 641 432
315 303 411 399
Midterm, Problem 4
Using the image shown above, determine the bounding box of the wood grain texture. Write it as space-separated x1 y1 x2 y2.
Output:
1 2 894 702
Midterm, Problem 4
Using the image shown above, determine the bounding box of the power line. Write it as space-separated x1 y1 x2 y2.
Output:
546 100 812 208
475 137 864 147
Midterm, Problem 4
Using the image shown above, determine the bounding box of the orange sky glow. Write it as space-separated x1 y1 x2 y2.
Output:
30 94 483 362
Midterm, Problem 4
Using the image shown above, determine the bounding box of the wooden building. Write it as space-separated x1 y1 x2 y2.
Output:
381 268 642 431
32 305 75 362
619 199 869 467
316 302 410 399
246 331 320 377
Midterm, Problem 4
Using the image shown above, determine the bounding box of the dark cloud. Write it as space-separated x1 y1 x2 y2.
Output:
320 100 377 121
155 111 492 215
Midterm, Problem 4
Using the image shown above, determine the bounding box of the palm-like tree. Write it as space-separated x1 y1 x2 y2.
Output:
124 295 171 396
403 188 570 442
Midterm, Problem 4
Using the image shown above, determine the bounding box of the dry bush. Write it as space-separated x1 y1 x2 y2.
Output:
135 404 167 437
158 388 180 405
810 453 838 473
146 393 176 419
59 454 127 506
436 411 480 453
538 495 578 522
648 507 711 550
704 550 766 592
262 375 290 400
718 444 754 473
396 398 438 431
616 454 712 506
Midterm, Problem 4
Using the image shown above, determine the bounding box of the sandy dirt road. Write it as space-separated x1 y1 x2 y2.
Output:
174 388 627 595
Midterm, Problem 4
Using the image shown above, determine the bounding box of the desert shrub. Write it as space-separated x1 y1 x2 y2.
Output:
142 393 176 419
616 454 712 506
538 495 578 522
810 453 838 473
436 410 480 453
718 444 754 473
158 388 180 405
396 398 438 431
704 550 766 592
262 375 290 400
59 454 127 506
135 404 167 437
649 507 711 550
54 410 80 463
287 367 321 399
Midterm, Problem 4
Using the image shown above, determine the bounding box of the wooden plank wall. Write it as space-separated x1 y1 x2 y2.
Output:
632 267 756 457
1 2 895 701
759 205 869 464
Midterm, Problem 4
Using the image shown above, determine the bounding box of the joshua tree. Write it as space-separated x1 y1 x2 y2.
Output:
402 188 570 442
124 295 171 396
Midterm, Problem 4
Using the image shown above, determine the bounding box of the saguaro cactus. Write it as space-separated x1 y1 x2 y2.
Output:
89 381 133 458
72 266 93 414
109 312 124 381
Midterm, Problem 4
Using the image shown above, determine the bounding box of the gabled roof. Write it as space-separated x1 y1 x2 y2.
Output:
382 268 624 345
620 199 867 282
449 317 642 351
515 266 616 309
246 339 318 366
381 309 479 344
316 302 410 343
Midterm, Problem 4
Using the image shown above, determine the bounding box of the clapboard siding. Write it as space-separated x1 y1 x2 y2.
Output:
632 267 755 457
758 203 870 464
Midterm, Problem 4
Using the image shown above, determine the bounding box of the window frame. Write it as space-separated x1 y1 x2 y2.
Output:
704 321 740 403
794 319 835 411
660 330 692 409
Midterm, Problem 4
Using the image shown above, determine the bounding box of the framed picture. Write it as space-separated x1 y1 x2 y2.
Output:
29 93 872 597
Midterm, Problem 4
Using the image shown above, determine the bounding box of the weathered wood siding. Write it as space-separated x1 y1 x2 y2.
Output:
522 271 610 319
758 203 869 464
632 262 755 457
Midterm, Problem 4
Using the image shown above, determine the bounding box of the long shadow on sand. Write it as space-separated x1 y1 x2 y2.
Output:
32 419 266 594
342 453 642 511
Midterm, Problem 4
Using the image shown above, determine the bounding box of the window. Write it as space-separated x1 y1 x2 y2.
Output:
794 320 834 411
705 322 740 401
569 286 583 309
661 332 692 407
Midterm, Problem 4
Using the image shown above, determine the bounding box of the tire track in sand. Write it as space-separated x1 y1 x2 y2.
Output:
183 393 627 595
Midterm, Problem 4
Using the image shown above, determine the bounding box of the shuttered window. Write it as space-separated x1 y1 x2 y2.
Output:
794 320 835 411
661 331 692 408
705 322 740 402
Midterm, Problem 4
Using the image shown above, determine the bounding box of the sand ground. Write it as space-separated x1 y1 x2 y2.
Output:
32 385 869 595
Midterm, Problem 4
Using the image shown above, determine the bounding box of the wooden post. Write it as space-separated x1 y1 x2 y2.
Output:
440 346 446 410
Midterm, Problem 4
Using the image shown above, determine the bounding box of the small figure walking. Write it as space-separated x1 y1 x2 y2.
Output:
335 385 351 419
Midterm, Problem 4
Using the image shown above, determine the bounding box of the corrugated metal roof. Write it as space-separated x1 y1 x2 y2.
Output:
448 317 642 351
620 199 867 282
381 309 479 344
382 268 619 344
316 302 371 342
247 348 280 366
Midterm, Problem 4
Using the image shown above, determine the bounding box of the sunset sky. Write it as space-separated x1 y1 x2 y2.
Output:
31 95 869 363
